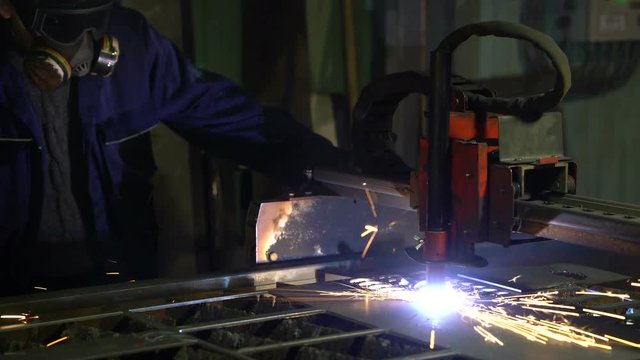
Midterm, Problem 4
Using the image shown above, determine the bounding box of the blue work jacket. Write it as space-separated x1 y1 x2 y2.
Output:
0 5 334 275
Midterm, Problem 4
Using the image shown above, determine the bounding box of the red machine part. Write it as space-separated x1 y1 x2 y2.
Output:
416 113 504 262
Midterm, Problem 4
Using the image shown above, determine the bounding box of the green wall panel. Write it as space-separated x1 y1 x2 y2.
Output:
192 0 243 83
306 0 347 94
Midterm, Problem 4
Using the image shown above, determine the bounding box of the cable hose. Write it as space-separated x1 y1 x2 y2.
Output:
437 21 572 117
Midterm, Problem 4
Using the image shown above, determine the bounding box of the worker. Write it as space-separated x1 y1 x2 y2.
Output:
0 0 344 295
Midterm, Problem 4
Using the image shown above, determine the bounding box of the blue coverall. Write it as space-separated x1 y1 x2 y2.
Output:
0 5 340 290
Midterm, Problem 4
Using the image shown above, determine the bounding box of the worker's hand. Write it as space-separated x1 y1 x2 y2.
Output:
0 0 12 19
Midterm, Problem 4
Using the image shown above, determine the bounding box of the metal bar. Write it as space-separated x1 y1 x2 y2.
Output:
426 49 452 232
178 308 326 333
516 199 640 255
236 328 385 354
542 194 640 218
129 291 267 313
124 310 174 331
386 349 462 360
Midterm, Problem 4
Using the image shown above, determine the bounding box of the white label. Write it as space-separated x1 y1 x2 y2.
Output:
599 14 626 33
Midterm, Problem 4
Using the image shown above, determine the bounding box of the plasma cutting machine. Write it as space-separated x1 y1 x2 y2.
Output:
303 21 640 276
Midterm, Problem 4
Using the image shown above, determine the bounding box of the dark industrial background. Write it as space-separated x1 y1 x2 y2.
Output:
118 0 640 278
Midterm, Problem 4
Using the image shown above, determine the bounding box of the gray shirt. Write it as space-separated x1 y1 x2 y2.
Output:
10 52 95 278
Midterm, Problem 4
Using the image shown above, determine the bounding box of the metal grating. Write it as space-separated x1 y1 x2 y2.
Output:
0 290 464 359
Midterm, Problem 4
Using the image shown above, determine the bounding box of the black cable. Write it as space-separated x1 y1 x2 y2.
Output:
427 21 572 233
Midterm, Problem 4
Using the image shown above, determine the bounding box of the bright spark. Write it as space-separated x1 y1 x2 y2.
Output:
105 272 120 276
46 336 69 347
605 334 640 348
630 282 640 287
474 325 504 346
1 315 26 320
575 290 630 300
360 225 379 259
429 329 436 350
508 275 522 283
520 306 581 317
364 188 378 218
33 286 48 291
360 225 378 238
318 277 637 351
583 308 626 320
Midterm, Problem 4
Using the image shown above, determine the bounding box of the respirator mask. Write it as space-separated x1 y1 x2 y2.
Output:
17 0 120 91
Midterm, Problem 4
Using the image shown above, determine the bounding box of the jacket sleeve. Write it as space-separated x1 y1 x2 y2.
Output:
140 19 344 186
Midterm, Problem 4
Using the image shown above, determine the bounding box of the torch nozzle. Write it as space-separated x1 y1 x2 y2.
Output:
426 263 446 285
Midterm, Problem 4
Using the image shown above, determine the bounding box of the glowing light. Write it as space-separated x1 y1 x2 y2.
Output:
46 336 69 347
1 315 26 320
630 282 640 287
105 272 120 276
34 286 48 291
583 308 626 320
411 282 469 318
429 329 436 350
350 278 370 284
256 201 293 262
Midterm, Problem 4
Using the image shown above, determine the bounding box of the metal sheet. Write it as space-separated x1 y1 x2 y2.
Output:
255 196 419 263
498 112 565 164
516 198 640 255
274 267 640 360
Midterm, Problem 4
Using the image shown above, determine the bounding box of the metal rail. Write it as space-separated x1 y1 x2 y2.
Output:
178 308 326 333
516 194 640 255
